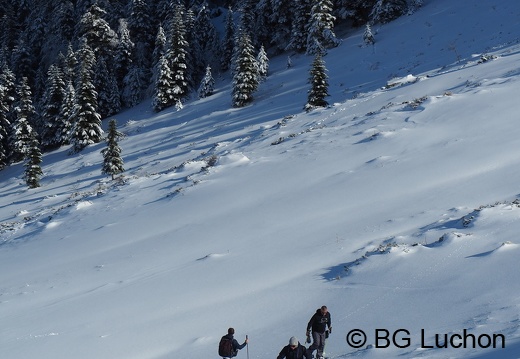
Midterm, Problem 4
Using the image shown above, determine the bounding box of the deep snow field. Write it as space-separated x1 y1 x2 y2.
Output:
1 0 520 358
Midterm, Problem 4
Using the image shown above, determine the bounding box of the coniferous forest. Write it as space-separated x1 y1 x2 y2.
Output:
0 0 419 173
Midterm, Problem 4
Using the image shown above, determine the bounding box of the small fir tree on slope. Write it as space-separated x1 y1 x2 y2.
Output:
24 133 43 188
305 53 329 111
198 65 215 99
101 119 124 180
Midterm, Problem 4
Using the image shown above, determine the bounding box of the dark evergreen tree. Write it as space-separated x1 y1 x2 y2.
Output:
306 0 340 55
198 65 215 99
370 0 408 24
305 53 329 111
334 0 377 26
41 64 67 150
128 0 156 98
122 65 143 108
61 43 78 85
101 119 124 180
11 35 36 86
12 77 37 163
192 3 221 84
114 19 134 95
94 57 121 118
70 41 103 153
287 0 311 53
59 80 76 146
220 7 235 72
232 31 258 107
269 0 294 51
238 0 257 46
24 133 43 188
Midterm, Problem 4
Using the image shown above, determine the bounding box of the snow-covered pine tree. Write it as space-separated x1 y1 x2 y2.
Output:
232 31 259 108
256 45 269 81
166 4 190 110
0 85 10 169
363 23 375 45
70 41 103 153
198 65 215 99
101 119 124 180
41 64 66 150
151 25 168 97
306 0 341 55
0 64 15 167
11 77 37 163
305 53 329 111
76 4 118 60
24 133 43 188
152 54 174 112
77 4 119 117
220 7 235 72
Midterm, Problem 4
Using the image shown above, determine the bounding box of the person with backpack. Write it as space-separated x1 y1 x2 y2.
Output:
306 306 331 359
218 328 248 358
277 336 312 359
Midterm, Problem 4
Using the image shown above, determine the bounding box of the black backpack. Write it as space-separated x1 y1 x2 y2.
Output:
218 336 235 357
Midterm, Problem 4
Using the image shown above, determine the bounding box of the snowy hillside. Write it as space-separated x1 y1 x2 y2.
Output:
1 1 520 359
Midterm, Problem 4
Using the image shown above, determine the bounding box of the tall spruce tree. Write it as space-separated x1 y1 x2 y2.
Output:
71 41 103 153
232 31 258 108
305 53 329 111
24 133 43 188
152 54 174 112
0 85 10 168
59 80 76 146
166 4 189 110
41 64 66 150
101 119 124 180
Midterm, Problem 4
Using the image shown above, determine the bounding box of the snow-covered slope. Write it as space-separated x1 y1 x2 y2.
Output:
1 1 520 358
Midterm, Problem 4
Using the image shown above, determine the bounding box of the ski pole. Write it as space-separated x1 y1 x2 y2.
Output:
246 335 249 359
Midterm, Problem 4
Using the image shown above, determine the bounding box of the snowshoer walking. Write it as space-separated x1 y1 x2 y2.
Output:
219 327 249 358
306 306 331 359
277 336 312 359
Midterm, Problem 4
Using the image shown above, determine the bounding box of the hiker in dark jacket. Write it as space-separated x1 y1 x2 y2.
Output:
277 336 312 359
220 328 248 358
306 306 332 359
